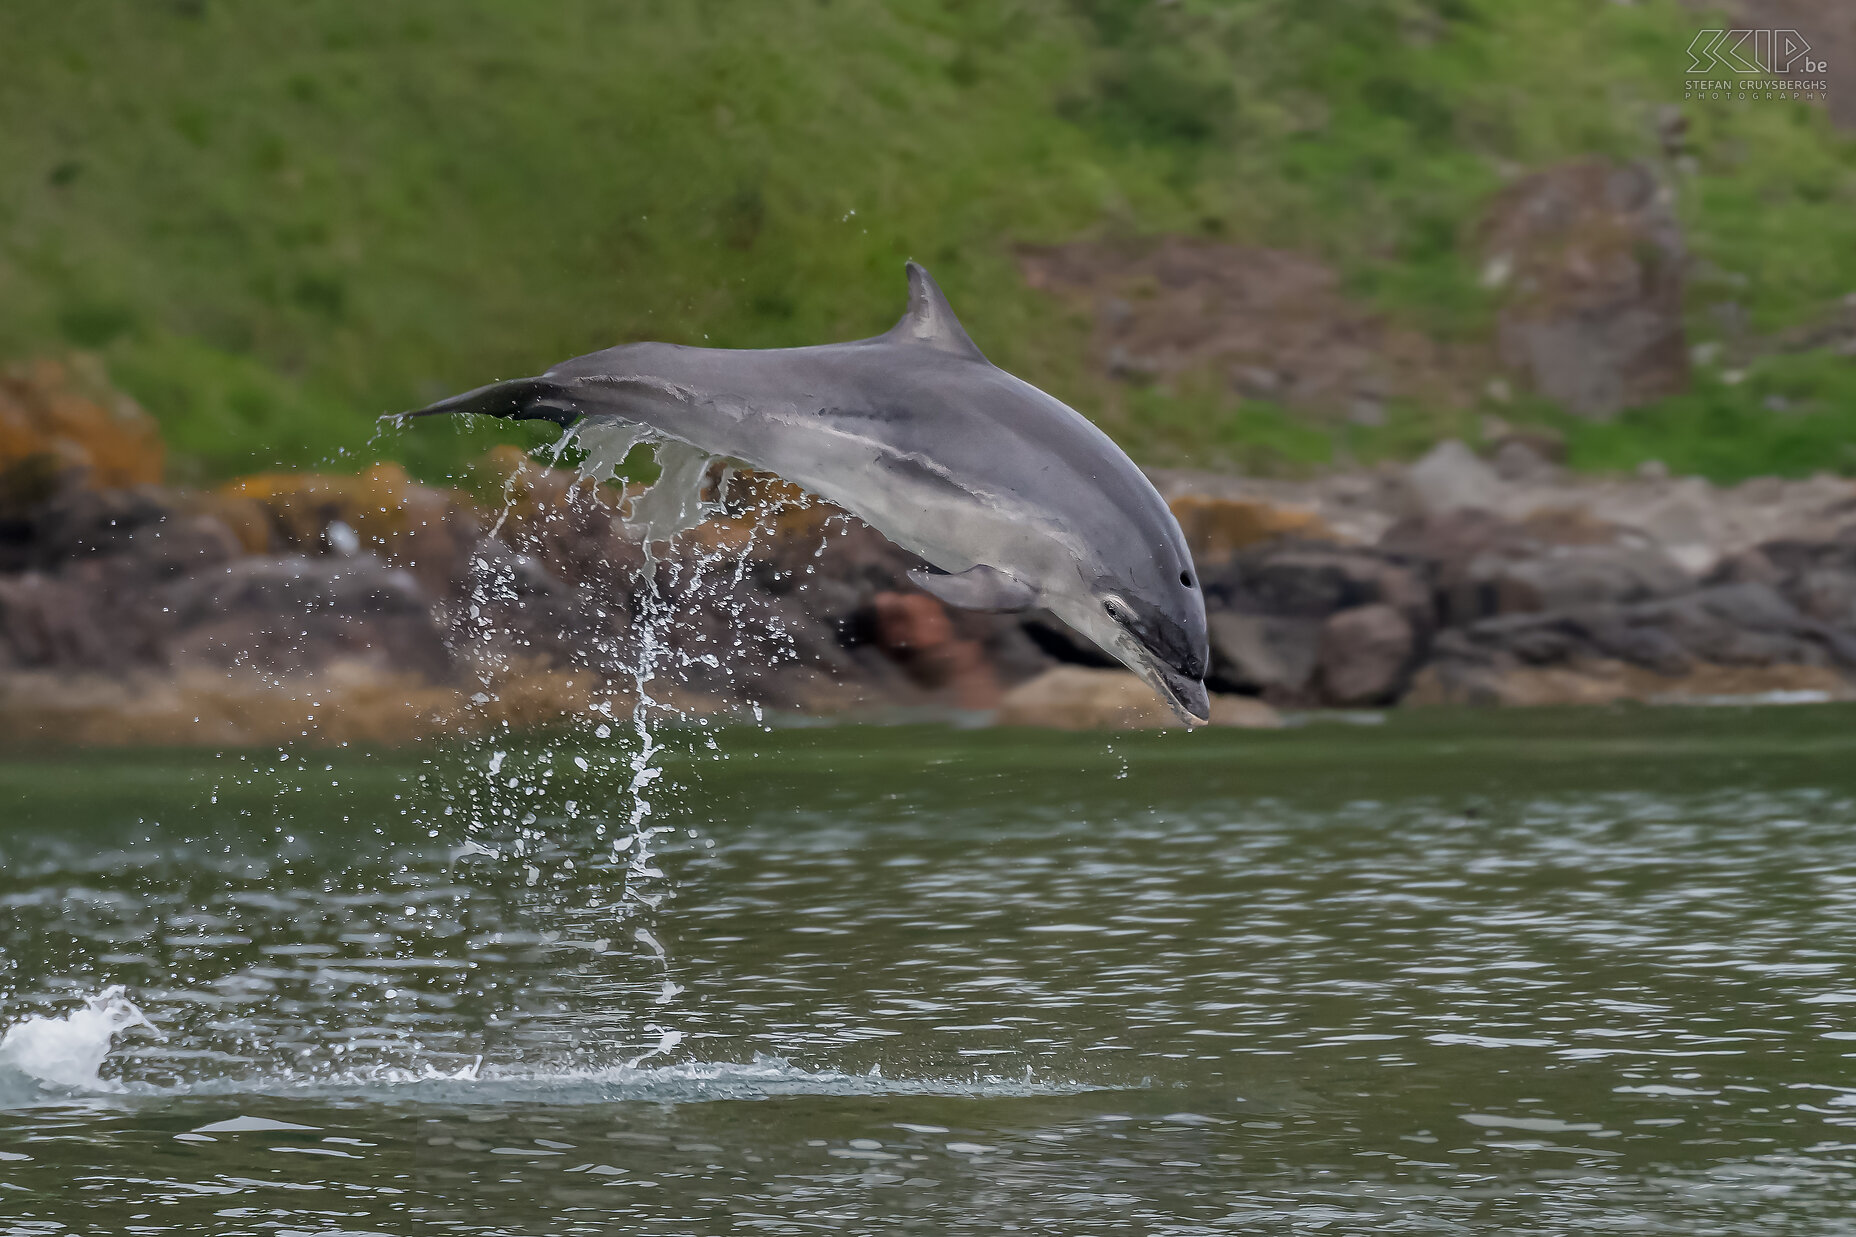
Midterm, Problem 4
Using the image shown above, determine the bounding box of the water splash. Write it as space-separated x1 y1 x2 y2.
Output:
444 440 814 991
0 986 155 1102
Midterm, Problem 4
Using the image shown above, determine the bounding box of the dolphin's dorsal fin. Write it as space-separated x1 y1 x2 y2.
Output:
887 262 986 362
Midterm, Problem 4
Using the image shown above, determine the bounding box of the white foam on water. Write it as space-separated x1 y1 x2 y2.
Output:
1660 689 1835 707
0 980 1099 1112
167 1053 1100 1107
0 988 1096 1108
0 985 154 1103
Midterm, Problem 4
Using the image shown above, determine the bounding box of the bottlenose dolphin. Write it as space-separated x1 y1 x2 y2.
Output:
399 263 1210 723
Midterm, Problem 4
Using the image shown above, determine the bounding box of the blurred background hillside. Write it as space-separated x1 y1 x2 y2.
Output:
3 0 1854 484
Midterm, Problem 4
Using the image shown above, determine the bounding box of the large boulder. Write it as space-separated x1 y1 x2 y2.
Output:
0 572 121 671
1206 610 1321 698
1479 159 1688 418
1641 580 1856 668
1382 507 1695 627
1725 537 1856 632
10 480 173 569
1479 544 1693 615
1414 579 1856 708
1316 604 1417 706
1206 544 1430 622
1199 540 1433 702
1405 440 1503 515
162 553 453 681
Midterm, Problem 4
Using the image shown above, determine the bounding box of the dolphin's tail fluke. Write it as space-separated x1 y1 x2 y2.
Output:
387 377 581 428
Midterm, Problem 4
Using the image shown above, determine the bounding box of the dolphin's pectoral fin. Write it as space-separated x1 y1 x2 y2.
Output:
569 419 653 485
626 440 719 549
886 263 987 364
906 564 1037 613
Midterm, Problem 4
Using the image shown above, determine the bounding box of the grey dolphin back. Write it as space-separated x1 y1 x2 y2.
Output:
392 263 1013 550
400 262 974 432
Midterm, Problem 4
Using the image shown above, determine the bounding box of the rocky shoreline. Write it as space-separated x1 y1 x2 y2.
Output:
4 358 1856 744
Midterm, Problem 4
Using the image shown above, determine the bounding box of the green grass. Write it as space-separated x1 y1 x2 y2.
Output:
1 0 1852 483
1564 351 1856 482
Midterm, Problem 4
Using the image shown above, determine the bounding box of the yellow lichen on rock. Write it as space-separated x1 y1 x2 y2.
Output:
0 356 165 488
221 461 480 595
1168 494 1329 560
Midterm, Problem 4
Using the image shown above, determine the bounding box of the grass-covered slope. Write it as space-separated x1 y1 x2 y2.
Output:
2 0 1853 481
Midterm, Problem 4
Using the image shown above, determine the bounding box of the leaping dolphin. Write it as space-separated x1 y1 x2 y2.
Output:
398 263 1211 723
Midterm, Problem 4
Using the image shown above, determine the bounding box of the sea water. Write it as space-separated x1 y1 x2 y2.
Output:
5 708 1856 1233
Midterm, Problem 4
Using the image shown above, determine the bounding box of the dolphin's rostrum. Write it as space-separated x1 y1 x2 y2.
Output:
399 263 1211 723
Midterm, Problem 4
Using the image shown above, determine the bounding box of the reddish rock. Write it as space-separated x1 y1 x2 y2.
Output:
872 591 955 651
870 590 1000 709
916 639 1002 711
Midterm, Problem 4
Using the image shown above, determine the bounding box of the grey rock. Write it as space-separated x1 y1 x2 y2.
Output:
167 554 431 620
163 554 452 680
1575 613 1692 675
1481 159 1688 418
1317 604 1416 705
0 572 121 670
1491 437 1559 482
1206 610 1321 697
1477 543 1692 614
1210 545 1428 623
121 513 245 578
1794 567 1856 628
1406 440 1503 514
19 484 172 567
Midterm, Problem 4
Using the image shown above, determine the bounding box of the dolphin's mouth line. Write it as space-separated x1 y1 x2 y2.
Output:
1129 643 1211 727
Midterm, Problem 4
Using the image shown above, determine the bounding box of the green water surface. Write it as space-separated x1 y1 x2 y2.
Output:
3 705 1856 1234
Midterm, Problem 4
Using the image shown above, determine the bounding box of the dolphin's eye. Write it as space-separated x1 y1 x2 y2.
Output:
1103 596 1130 623
1180 571 1194 588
